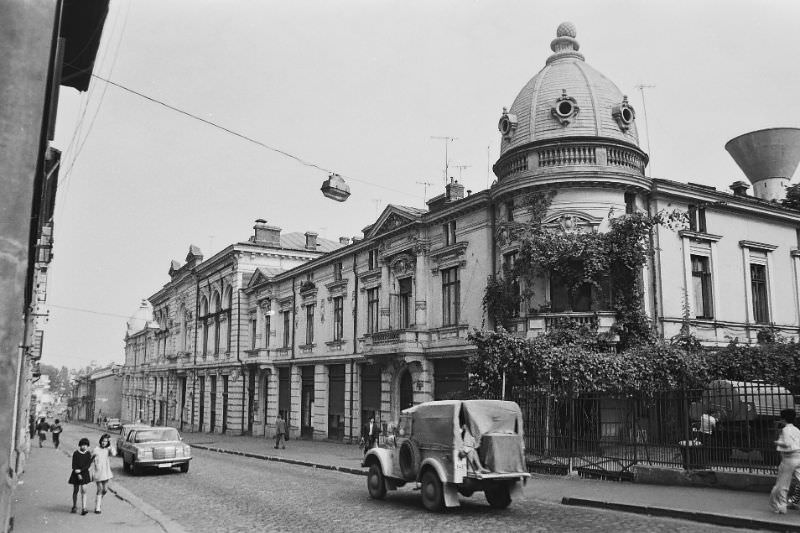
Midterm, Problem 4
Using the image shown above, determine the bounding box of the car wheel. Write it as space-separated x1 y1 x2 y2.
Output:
179 462 189 473
485 484 512 509
367 463 387 500
421 470 444 512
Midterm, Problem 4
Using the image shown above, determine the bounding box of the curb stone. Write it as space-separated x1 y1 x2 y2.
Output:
189 444 367 476
561 497 800 533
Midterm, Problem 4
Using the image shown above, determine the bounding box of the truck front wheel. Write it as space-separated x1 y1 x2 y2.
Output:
367 463 387 499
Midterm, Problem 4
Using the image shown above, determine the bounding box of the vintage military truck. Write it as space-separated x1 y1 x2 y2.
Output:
362 399 530 511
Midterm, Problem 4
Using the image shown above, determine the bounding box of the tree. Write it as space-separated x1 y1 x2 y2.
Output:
782 183 800 211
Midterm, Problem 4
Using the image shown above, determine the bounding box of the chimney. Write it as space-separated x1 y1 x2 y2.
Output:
305 231 318 250
339 236 351 245
351 236 362 243
729 180 750 197
445 177 465 202
250 219 281 247
725 128 800 202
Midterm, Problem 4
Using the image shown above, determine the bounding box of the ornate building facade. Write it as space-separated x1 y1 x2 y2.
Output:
121 23 800 443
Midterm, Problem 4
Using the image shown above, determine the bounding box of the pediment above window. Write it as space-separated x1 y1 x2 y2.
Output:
543 211 602 234
430 241 468 274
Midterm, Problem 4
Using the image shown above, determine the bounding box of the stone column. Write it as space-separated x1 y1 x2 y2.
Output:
345 361 360 444
415 251 428 326
379 260 391 330
289 365 301 439
313 364 329 440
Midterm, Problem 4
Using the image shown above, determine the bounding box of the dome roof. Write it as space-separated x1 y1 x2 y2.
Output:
126 299 158 336
499 23 640 157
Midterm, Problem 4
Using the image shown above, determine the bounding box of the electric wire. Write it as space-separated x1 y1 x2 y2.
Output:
89 74 423 200
48 303 131 320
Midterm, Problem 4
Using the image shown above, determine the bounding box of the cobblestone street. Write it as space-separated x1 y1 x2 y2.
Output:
65 426 752 533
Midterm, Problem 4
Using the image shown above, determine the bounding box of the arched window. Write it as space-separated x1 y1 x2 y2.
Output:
212 291 221 355
200 297 209 356
224 289 233 352
178 304 186 352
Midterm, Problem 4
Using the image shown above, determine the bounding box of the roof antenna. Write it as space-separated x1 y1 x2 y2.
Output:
636 84 655 177
416 180 434 204
431 136 457 187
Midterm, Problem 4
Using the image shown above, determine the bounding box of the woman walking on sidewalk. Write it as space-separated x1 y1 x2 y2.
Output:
50 419 63 449
68 437 93 515
91 433 116 514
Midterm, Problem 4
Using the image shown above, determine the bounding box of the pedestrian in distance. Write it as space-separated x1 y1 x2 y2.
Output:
68 437 93 515
51 419 63 449
361 416 380 455
769 408 800 514
274 414 287 449
36 417 50 448
28 414 36 439
91 433 116 514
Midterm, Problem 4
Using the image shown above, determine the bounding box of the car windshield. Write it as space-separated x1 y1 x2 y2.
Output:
133 428 180 443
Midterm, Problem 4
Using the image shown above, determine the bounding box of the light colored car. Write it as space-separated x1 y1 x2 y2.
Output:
363 399 530 511
116 423 151 452
104 418 121 431
119 426 191 475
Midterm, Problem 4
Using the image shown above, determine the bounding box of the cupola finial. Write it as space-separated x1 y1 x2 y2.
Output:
547 22 584 65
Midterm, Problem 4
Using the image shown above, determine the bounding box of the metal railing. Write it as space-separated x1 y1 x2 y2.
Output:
507 385 793 479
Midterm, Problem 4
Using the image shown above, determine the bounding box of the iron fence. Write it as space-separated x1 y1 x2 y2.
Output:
509 383 795 479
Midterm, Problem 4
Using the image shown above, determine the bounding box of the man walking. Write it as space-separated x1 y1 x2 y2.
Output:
361 416 380 455
274 414 287 450
50 419 63 449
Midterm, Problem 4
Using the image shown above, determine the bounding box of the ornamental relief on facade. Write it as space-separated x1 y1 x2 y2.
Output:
542 211 600 234
389 253 416 278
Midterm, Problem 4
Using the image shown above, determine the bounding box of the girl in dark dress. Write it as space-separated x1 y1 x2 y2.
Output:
68 437 93 515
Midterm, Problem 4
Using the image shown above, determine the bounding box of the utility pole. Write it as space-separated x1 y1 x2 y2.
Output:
636 84 655 177
416 180 434 204
431 136 457 187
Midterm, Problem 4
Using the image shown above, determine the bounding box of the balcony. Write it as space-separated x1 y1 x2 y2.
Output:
527 311 617 337
361 329 424 356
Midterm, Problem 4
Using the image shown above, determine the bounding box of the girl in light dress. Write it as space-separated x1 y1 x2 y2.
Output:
91 433 117 514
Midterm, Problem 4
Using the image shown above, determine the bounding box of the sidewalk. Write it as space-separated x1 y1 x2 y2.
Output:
180 430 800 532
12 432 185 533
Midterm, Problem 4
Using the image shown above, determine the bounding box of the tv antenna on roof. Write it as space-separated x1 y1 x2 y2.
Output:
453 163 471 181
416 180 434 204
431 136 457 187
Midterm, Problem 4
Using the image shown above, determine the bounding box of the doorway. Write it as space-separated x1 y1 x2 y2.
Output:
399 369 413 412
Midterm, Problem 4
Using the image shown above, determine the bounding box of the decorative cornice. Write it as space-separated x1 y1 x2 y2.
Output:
325 279 349 298
679 230 722 242
739 240 778 252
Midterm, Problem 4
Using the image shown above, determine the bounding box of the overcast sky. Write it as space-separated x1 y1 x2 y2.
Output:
43 0 800 369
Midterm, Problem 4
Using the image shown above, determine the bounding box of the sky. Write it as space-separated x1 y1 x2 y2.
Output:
43 0 800 370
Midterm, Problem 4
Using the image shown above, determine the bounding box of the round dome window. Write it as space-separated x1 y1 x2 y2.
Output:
551 90 580 126
498 109 518 140
612 96 636 131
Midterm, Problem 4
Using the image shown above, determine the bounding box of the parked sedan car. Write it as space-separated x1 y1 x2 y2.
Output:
116 423 150 451
119 426 191 475
104 418 122 431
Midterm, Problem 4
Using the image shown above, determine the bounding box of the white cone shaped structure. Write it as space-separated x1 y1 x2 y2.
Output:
725 128 800 201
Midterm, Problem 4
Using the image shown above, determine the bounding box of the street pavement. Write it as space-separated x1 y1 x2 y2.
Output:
11 422 800 532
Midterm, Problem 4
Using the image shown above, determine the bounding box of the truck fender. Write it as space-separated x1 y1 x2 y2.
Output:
419 459 460 508
363 448 396 479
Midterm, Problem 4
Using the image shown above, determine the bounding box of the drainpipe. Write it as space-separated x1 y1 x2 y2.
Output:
647 194 662 335
237 287 246 435
291 276 296 360
489 197 497 329
192 276 199 431
350 252 359 442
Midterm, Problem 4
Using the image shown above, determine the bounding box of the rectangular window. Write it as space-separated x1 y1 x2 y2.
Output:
688 204 707 233
249 317 257 350
305 304 315 345
398 277 413 329
624 192 636 214
691 255 713 319
751 263 769 323
441 267 460 326
367 288 379 334
443 220 457 246
506 201 514 222
333 296 344 341
368 249 379 271
333 261 343 281
283 311 291 348
265 315 271 348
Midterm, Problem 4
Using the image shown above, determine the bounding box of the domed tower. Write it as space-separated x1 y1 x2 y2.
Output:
126 299 158 338
492 23 650 199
